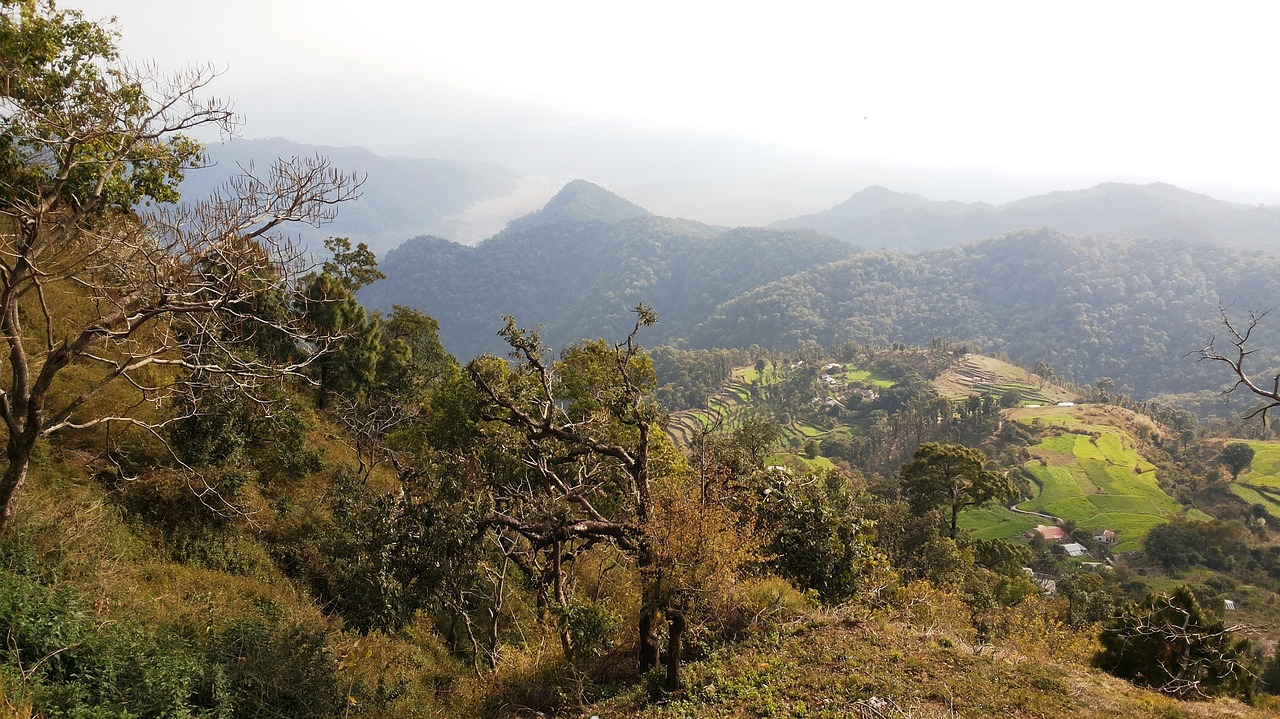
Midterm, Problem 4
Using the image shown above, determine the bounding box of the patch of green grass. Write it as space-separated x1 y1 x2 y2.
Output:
794 422 825 438
1241 441 1280 488
1087 494 1162 515
1185 508 1214 522
1072 435 1107 462
1022 463 1089 509
958 508 1039 540
840 368 896 388
970 417 1180 548
1230 484 1280 517
1042 496 1097 521
1037 435 1076 453
804 455 836 471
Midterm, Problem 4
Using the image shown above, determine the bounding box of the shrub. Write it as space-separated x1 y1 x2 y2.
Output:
1095 586 1254 700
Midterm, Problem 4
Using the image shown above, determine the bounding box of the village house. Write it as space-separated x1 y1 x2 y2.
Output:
1061 543 1089 557
1028 524 1066 542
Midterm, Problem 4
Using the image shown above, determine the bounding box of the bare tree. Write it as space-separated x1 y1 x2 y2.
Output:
468 306 668 669
0 2 360 530
1197 308 1280 423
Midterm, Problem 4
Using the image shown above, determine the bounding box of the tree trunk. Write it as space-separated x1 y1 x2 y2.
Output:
553 539 573 656
665 610 686 692
0 432 35 533
638 605 661 671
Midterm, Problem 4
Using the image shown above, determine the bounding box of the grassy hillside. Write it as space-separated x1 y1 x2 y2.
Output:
585 607 1280 719
1228 440 1280 515
933 354 1073 405
962 405 1185 551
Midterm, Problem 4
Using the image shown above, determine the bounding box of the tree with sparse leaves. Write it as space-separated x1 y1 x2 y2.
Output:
1096 586 1255 700
467 305 668 669
0 1 360 531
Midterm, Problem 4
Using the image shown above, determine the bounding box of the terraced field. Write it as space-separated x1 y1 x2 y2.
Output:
663 361 891 465
963 405 1183 552
1227 440 1280 515
933 354 1072 404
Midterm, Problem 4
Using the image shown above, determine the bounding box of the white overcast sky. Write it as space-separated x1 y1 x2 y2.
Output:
72 0 1280 211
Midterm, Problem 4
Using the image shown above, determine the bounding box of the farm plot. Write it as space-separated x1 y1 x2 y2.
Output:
1229 483 1280 517
962 406 1183 552
1237 440 1280 488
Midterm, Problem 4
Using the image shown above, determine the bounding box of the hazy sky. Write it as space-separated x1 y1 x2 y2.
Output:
72 1 1280 221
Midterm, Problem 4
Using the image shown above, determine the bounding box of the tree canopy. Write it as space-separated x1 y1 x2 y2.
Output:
898 442 1016 539
0 0 359 529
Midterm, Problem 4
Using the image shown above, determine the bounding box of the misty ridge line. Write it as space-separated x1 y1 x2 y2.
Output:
184 138 1280 257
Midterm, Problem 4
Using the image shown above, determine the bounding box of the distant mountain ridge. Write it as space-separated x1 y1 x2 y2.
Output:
691 228 1280 399
358 180 853 359
773 181 1280 252
178 138 519 255
362 179 1280 408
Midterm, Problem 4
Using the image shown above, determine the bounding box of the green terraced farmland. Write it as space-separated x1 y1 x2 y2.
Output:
1239 440 1280 488
794 421 826 437
1229 484 1280 517
838 368 896 388
963 408 1183 552
958 507 1040 541
1228 442 1280 516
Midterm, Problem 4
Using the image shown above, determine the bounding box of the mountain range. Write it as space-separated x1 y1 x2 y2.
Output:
177 138 519 255
359 180 852 360
361 179 1280 407
773 182 1280 252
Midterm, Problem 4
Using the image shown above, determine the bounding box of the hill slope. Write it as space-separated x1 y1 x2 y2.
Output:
691 229 1280 399
359 180 855 359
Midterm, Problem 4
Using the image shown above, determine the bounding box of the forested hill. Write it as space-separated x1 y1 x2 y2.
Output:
691 229 1280 399
179 137 519 255
773 182 1280 253
358 180 855 359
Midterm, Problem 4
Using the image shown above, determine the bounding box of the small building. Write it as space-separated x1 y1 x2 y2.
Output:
1062 543 1088 557
1023 567 1057 595
1057 401 1076 407
1094 529 1116 544
1029 525 1066 542
1224 599 1237 612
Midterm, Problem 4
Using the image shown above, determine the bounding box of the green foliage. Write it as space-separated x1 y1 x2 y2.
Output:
1221 442 1257 480
552 601 619 664
755 470 878 602
899 443 1016 540
322 464 484 632
1096 586 1254 700
360 183 854 360
0 569 342 718
692 231 1280 403
0 1 202 211
1142 518 1251 572
321 236 385 291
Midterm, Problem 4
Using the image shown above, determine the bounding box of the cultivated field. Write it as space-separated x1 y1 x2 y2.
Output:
1228 440 1280 515
964 405 1183 552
